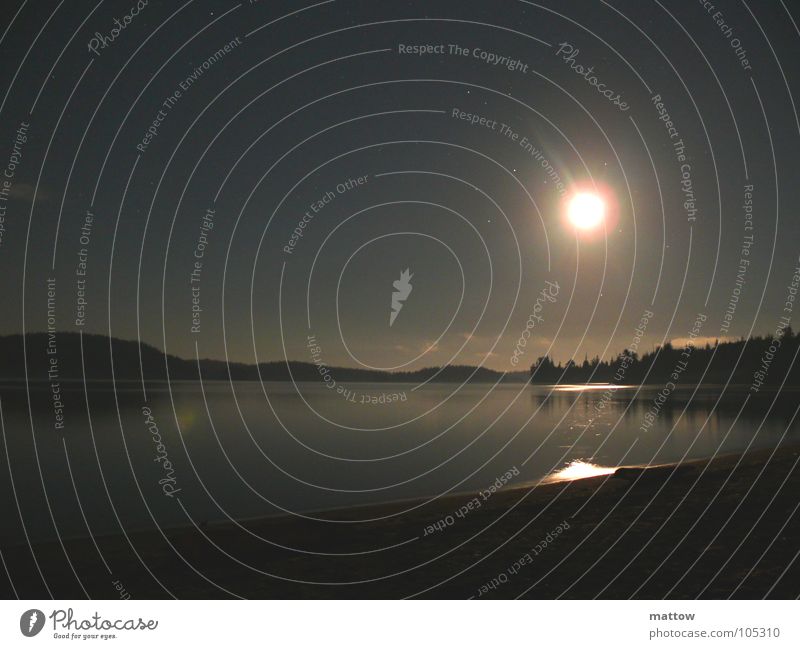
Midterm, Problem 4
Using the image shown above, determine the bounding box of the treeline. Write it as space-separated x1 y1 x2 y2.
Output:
2 330 798 387
528 328 799 387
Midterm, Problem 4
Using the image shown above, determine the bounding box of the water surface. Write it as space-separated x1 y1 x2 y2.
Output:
1 380 797 544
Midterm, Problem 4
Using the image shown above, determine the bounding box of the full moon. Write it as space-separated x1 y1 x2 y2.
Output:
567 192 606 230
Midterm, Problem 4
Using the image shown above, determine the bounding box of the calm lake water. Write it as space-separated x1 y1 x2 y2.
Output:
1 381 798 544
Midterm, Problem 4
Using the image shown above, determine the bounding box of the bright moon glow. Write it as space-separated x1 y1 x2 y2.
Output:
553 383 627 392
567 192 606 230
545 460 616 483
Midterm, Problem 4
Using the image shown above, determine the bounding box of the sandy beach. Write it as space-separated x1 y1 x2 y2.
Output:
4 444 800 599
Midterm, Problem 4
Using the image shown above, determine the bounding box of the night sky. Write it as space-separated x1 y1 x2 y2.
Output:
1 0 799 372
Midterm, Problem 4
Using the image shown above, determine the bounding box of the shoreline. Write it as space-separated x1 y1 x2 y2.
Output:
4 443 800 598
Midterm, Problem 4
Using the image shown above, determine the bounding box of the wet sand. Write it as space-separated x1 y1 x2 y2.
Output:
3 444 800 599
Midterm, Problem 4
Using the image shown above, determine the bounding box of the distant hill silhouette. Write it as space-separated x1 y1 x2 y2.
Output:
0 333 526 383
1 330 797 387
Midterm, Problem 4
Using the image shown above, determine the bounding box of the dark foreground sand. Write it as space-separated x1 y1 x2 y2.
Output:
4 445 800 599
